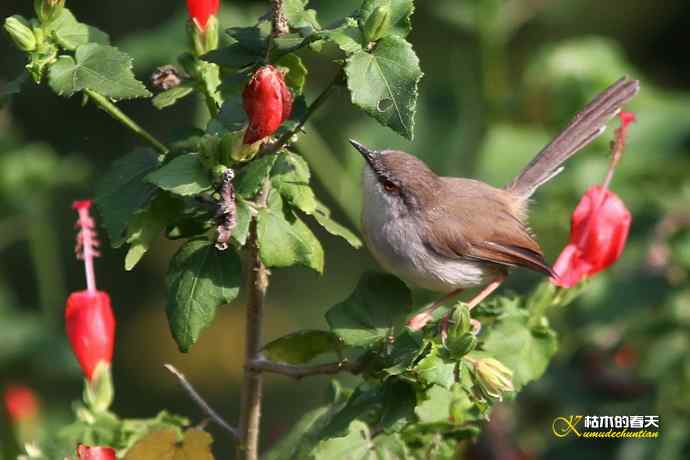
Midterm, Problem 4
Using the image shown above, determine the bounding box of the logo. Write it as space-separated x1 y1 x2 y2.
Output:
552 415 660 439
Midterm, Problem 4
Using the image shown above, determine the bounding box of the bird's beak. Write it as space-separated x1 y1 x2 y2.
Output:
349 139 378 166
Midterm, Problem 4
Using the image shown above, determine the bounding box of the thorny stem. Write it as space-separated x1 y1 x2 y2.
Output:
84 89 169 155
248 359 361 379
164 364 239 439
237 180 270 460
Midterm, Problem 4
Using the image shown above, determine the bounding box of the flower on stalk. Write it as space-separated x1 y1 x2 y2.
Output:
77 445 116 460
242 65 293 145
551 112 635 288
186 0 219 56
3 385 39 422
472 357 514 401
66 200 115 386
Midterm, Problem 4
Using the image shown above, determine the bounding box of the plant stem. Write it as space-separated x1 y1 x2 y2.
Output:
84 89 169 155
237 181 270 460
164 364 239 439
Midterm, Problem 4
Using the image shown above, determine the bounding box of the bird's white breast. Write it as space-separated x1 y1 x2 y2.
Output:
361 167 495 293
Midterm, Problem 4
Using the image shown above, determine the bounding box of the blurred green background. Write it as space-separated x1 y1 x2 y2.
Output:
2 0 690 458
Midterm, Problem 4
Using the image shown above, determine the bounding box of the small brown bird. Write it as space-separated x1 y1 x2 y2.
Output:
350 77 639 326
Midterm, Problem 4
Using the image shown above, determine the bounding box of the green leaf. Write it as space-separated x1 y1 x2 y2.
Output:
311 420 372 460
95 148 160 246
256 191 324 272
415 345 456 389
271 151 316 214
232 199 252 246
414 384 452 425
203 44 259 70
166 239 241 352
345 35 422 140
152 83 195 110
276 54 308 95
360 0 415 38
225 22 271 55
320 384 383 439
381 329 425 375
235 154 278 198
124 194 183 270
379 380 416 433
282 0 321 32
146 153 213 196
318 18 364 54
311 201 362 248
47 9 110 51
325 272 411 348
481 308 558 390
196 59 223 108
48 43 150 99
263 330 341 364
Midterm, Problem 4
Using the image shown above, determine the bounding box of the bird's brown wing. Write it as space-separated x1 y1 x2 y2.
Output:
421 178 555 277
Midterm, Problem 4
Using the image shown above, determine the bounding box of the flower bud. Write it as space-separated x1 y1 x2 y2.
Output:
77 445 116 460
4 16 37 52
473 357 514 401
34 0 65 24
186 0 220 56
3 385 39 423
362 4 391 43
65 290 115 381
242 65 293 144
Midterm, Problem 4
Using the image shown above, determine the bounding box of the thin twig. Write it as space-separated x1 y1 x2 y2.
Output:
164 364 239 440
248 358 360 379
237 180 271 460
85 89 169 155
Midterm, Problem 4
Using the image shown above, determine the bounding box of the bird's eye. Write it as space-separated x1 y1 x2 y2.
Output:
383 180 398 193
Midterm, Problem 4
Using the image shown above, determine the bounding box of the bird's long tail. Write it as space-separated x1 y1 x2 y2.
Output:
506 76 640 199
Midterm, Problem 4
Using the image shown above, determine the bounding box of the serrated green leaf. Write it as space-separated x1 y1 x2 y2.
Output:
166 239 241 352
263 330 340 364
95 148 160 247
311 201 362 248
196 59 223 108
318 18 364 54
381 329 425 375
360 0 414 38
47 9 110 50
311 420 372 460
345 35 422 140
271 151 316 214
152 82 195 109
48 43 150 99
325 272 411 348
283 0 321 32
481 309 558 390
257 191 324 272
235 154 278 198
415 345 456 389
146 153 212 196
125 194 183 270
276 54 308 95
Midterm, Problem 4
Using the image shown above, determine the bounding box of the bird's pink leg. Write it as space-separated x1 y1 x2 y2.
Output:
407 288 464 331
466 275 506 310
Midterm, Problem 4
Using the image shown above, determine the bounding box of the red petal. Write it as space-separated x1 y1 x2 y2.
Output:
65 291 116 381
77 445 116 460
3 384 39 422
551 244 591 287
186 0 219 30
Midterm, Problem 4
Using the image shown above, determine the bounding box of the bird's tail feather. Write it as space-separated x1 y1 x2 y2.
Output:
506 76 640 199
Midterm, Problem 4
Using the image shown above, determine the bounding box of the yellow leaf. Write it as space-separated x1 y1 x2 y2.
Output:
124 429 215 460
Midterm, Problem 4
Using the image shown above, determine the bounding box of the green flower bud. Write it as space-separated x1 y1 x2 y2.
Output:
4 16 37 52
473 357 514 401
363 4 391 43
447 331 477 357
34 0 65 25
188 14 219 57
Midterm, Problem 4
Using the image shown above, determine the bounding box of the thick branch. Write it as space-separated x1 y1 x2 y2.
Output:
164 364 239 439
271 0 289 36
248 358 360 379
237 181 270 460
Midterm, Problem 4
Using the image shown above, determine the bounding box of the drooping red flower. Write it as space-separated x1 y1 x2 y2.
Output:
552 186 631 287
243 65 293 144
77 445 116 460
3 385 39 422
186 0 220 31
66 290 116 381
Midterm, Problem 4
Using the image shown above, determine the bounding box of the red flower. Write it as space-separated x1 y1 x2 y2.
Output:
243 66 293 144
3 385 39 422
65 290 115 381
186 0 219 31
77 445 116 460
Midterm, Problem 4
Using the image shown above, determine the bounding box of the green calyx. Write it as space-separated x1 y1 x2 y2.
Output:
34 0 65 25
4 15 37 52
188 15 219 57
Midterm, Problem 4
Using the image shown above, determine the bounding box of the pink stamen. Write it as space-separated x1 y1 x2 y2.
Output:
72 200 100 293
